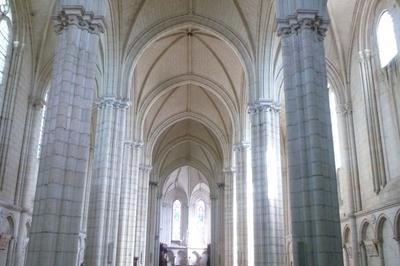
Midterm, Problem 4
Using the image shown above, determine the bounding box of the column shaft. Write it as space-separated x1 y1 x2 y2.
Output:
337 104 360 266
116 142 142 265
250 102 284 265
217 183 225 266
15 100 44 266
134 165 151 265
359 50 387 193
86 97 128 265
223 170 234 266
146 181 159 266
234 144 249 266
278 10 343 265
211 196 218 266
27 7 104 265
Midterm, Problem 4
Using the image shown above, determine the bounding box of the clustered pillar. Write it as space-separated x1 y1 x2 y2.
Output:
277 9 343 265
27 5 104 265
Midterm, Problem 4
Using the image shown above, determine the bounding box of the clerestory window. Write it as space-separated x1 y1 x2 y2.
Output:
377 11 398 67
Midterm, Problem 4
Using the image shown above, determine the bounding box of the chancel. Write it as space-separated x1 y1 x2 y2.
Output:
0 0 399 266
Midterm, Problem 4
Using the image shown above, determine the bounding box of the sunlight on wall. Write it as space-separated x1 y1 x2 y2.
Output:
329 90 342 170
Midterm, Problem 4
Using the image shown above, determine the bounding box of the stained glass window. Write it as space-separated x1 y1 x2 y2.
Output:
172 200 181 240
0 0 11 85
377 11 398 67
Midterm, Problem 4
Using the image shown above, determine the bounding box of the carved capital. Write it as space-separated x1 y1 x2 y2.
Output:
53 6 105 35
248 99 280 114
140 164 153 173
95 96 130 109
29 96 46 109
359 49 372 62
336 102 352 115
233 142 250 152
125 141 144 149
277 10 329 40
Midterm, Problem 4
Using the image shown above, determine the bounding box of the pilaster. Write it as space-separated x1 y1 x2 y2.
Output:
277 9 343 265
27 5 104 265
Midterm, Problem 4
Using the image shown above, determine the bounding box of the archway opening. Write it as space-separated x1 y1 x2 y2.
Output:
160 166 211 266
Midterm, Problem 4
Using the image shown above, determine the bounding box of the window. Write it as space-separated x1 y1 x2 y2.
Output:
377 11 398 67
172 200 181 241
196 200 205 225
0 0 11 85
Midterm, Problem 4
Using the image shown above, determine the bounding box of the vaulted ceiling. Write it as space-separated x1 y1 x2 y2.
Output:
23 0 376 184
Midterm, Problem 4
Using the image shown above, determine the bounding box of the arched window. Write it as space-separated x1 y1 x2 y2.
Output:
377 11 398 67
172 200 181 241
196 200 205 225
0 0 12 85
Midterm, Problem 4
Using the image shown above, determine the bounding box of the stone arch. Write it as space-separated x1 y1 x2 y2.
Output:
146 114 229 168
137 74 239 141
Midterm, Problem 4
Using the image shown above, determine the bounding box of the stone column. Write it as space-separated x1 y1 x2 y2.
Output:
249 101 284 265
277 10 343 265
86 97 129 265
359 50 387 193
210 194 218 266
217 183 225 266
146 180 159 266
233 143 249 266
116 141 142 265
223 169 234 266
135 165 152 265
27 6 104 266
336 103 361 266
15 99 44 266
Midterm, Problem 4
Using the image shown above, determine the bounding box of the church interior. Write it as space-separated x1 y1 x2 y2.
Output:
0 0 399 265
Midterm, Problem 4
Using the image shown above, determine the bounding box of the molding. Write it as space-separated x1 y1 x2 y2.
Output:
95 96 130 109
277 9 329 40
248 99 280 114
53 5 105 35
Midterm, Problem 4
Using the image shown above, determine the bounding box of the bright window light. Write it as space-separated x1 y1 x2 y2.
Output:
172 200 181 241
377 11 398 67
